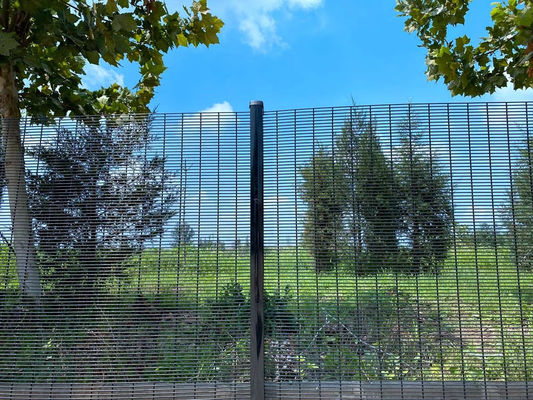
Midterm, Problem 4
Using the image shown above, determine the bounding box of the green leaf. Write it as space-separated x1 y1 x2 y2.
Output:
397 0 532 97
176 33 188 47
0 32 19 56
148 62 166 75
455 35 469 52
9 0 222 120
114 35 130 53
105 0 118 13
518 7 533 27
112 14 137 32
85 50 100 64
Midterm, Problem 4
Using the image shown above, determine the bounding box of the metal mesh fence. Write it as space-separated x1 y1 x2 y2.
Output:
0 112 251 399
262 102 532 399
0 102 531 400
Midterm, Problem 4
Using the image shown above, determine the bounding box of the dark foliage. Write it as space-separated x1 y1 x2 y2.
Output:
299 148 348 272
457 223 506 249
301 116 453 274
337 119 402 272
505 139 533 270
172 222 194 247
27 117 178 297
396 129 453 273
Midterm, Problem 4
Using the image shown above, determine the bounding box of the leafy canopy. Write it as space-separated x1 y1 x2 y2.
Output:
396 0 533 96
0 0 223 117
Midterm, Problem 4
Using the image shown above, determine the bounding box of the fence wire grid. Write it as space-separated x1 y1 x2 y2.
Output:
0 101 532 400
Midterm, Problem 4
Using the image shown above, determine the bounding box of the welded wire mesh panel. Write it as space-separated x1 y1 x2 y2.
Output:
0 112 251 399
263 103 533 399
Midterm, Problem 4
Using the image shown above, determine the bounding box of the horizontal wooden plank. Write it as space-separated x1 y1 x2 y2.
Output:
0 381 531 399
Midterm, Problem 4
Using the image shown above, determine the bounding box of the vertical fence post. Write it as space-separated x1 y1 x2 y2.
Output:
250 100 265 400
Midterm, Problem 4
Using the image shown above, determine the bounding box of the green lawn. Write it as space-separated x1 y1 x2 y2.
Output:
0 245 532 383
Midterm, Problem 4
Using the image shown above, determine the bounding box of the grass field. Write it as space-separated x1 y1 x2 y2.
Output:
0 245 532 383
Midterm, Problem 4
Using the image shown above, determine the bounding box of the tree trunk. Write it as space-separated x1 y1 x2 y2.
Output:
0 63 41 300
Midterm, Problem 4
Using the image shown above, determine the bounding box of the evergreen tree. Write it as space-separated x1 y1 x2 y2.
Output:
505 139 533 270
396 129 453 273
300 149 348 272
335 118 365 260
27 116 178 297
300 115 453 275
341 120 401 272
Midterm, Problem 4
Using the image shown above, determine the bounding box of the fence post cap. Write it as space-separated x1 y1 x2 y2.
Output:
249 100 263 107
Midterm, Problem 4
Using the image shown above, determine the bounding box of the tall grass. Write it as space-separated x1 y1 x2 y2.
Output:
0 245 531 382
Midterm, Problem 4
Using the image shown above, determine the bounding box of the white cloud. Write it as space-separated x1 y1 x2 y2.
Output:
484 101 529 132
165 0 323 50
180 101 236 133
82 64 125 90
201 101 234 113
239 14 278 49
212 0 323 50
492 82 533 102
288 0 322 8
265 195 289 205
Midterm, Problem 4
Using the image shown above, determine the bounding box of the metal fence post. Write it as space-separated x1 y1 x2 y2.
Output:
250 100 265 400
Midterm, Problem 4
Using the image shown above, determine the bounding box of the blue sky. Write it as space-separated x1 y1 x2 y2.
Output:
82 0 533 114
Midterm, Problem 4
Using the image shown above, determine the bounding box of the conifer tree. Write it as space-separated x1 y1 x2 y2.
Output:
505 139 533 270
300 148 348 272
396 128 453 273
27 116 178 296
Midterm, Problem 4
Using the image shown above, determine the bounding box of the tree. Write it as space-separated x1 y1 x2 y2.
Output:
335 118 366 259
347 122 402 272
505 139 533 270
396 129 453 273
300 148 348 272
301 118 402 274
457 223 505 249
396 0 533 96
300 114 452 275
27 116 178 297
0 0 222 299
173 222 194 248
